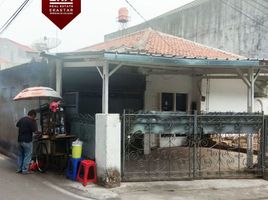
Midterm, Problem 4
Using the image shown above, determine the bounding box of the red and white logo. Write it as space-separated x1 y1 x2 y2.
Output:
42 0 81 29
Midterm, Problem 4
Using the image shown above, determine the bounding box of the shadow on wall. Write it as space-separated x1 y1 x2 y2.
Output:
0 61 54 158
0 100 28 158
70 114 95 160
0 99 43 159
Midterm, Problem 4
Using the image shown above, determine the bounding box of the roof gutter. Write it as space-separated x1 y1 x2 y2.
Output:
104 52 262 69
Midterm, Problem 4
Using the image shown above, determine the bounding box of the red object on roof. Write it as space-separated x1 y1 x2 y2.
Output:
118 7 129 23
78 28 244 60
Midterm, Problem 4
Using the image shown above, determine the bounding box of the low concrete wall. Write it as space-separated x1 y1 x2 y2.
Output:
70 114 95 159
95 114 121 188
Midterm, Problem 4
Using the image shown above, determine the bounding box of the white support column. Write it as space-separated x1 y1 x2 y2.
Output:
236 68 258 113
250 71 255 113
236 68 257 168
103 63 109 114
247 69 255 168
95 62 122 187
56 60 62 95
247 69 255 113
102 70 105 113
95 114 121 187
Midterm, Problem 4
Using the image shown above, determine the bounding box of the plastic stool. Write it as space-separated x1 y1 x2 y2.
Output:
76 160 97 186
66 158 83 181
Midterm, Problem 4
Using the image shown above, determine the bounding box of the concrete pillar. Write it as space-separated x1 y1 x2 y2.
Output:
247 133 253 168
247 69 254 113
56 60 62 95
263 119 268 180
95 114 121 188
247 69 254 168
102 63 109 114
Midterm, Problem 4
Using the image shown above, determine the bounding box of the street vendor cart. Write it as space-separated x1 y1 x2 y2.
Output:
14 87 76 172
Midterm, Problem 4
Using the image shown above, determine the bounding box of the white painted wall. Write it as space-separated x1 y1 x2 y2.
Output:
95 114 121 179
160 136 187 148
144 74 193 111
143 74 193 153
201 79 247 112
143 75 248 153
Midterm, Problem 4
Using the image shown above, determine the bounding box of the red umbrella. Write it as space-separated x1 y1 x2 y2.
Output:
13 87 62 101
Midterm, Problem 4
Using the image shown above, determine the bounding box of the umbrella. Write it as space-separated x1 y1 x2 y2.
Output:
13 86 62 133
13 87 62 101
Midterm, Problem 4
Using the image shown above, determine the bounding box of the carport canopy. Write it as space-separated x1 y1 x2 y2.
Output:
44 50 268 114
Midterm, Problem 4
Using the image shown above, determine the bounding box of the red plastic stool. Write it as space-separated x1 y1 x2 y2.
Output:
76 160 97 186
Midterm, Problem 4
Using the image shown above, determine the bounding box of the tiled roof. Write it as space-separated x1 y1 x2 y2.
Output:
0 38 37 52
79 28 244 60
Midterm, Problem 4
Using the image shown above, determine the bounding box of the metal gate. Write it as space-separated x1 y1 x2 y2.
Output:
122 111 265 181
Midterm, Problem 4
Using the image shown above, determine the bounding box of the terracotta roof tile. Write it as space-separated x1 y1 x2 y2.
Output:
79 28 244 60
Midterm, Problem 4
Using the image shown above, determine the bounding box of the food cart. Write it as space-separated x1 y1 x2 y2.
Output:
14 87 76 172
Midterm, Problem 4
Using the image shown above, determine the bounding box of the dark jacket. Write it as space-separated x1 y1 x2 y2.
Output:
16 116 37 143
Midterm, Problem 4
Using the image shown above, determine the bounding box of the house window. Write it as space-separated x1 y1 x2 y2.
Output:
161 92 187 112
161 93 174 111
176 93 187 111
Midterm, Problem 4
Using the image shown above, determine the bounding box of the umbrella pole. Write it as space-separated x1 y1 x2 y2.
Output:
39 97 43 133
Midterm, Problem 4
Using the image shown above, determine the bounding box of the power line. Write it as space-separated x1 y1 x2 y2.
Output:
220 0 268 31
186 0 268 43
124 0 147 22
124 0 180 54
244 0 268 15
0 0 31 35
0 0 29 34
254 0 268 10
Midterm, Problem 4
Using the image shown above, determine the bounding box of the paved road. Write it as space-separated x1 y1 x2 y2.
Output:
113 180 268 200
0 154 91 200
3 152 268 200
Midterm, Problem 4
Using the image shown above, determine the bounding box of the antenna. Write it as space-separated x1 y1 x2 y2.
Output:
32 36 61 52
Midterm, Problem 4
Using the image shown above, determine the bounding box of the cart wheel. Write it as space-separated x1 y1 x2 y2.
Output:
36 142 49 172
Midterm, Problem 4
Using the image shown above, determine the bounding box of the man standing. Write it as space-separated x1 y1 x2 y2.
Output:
16 110 37 174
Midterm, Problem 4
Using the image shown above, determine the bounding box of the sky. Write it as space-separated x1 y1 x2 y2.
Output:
0 0 194 52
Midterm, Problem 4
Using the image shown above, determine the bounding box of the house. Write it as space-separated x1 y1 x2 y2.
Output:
79 28 258 113
51 28 267 185
0 28 267 186
106 0 268 98
106 0 268 59
0 58 8 69
0 38 38 70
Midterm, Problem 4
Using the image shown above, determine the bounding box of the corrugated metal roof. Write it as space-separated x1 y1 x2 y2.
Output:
78 28 244 60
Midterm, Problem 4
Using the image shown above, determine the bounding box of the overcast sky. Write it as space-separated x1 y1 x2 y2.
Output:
0 0 194 52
